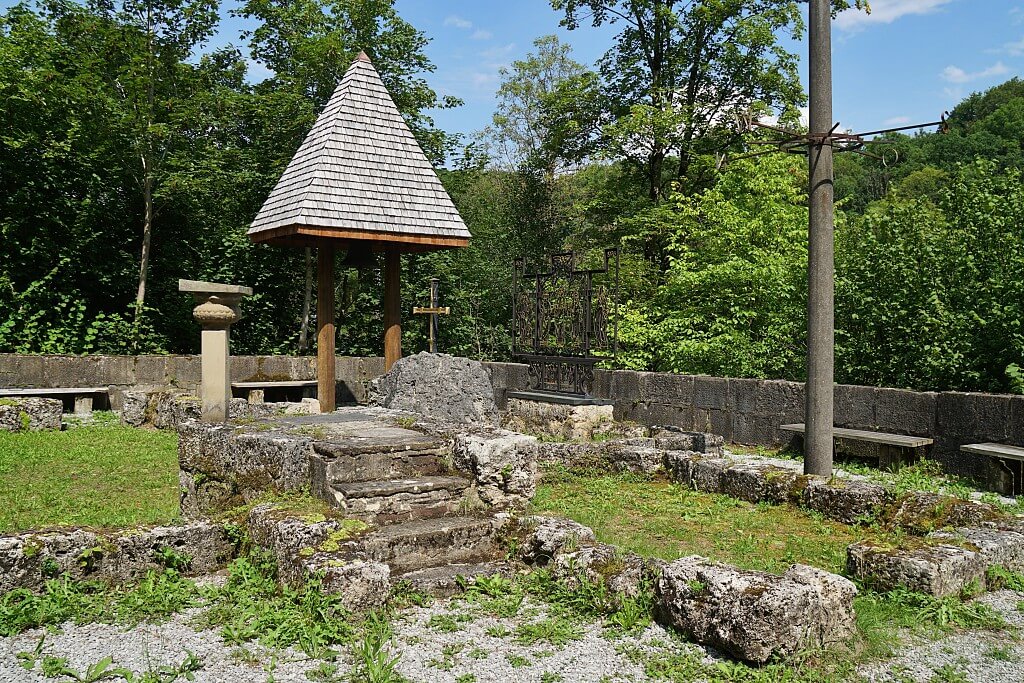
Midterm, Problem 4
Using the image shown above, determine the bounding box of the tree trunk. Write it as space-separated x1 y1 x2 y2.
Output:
298 247 313 351
134 156 153 312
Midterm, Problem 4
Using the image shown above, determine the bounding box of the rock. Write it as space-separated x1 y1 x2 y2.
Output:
519 516 596 564
502 399 616 441
689 457 731 493
247 503 387 611
662 450 703 485
120 390 154 427
154 392 201 429
654 431 725 456
929 526 1024 573
719 463 799 505
603 444 664 475
304 556 390 611
283 398 322 416
655 556 857 664
0 522 235 593
0 397 62 432
368 352 499 426
802 478 892 525
884 491 1001 534
453 431 538 509
553 542 663 603
846 540 987 597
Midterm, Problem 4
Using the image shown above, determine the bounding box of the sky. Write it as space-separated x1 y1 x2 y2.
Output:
4 0 1024 142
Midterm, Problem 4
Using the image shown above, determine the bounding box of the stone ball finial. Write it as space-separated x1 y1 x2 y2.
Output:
192 296 242 329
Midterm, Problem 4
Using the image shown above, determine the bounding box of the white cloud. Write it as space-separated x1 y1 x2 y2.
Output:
479 43 516 61
835 0 953 31
941 61 1009 84
443 15 473 29
884 115 912 126
998 36 1024 56
471 29 493 41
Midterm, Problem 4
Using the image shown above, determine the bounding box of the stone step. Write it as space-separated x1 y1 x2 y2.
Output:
326 476 472 523
393 561 512 598
311 442 448 484
360 516 501 574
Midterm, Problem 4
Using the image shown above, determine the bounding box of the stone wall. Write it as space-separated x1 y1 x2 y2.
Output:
484 362 1024 481
0 354 385 409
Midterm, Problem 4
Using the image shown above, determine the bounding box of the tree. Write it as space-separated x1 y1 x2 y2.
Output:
484 34 598 176
553 0 807 201
238 0 461 165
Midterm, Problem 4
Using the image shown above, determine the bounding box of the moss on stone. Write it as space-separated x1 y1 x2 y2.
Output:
318 519 371 552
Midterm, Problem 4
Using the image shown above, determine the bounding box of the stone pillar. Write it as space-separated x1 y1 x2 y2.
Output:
179 280 253 423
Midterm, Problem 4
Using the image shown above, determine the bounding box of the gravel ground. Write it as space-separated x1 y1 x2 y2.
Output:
857 590 1024 683
1 580 1022 683
0 592 715 683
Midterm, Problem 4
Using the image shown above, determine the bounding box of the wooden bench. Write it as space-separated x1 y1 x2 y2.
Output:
960 443 1024 496
231 380 319 403
780 423 933 471
0 387 108 415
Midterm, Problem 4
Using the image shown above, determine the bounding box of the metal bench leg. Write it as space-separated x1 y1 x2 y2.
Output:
74 395 93 416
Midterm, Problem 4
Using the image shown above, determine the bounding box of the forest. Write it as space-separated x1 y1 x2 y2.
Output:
1 0 1023 394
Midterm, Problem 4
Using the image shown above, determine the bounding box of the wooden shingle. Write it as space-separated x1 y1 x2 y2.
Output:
249 52 470 248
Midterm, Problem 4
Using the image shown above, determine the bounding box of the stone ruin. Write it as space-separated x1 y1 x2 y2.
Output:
7 351 1024 663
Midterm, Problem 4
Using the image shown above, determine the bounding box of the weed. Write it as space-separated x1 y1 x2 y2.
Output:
485 625 511 638
198 552 355 659
506 653 530 668
467 647 489 659
305 662 343 681
350 610 405 683
984 644 1016 661
455 675 476 683
152 546 191 572
986 565 1024 591
513 615 584 647
540 673 563 683
427 612 472 632
929 658 970 683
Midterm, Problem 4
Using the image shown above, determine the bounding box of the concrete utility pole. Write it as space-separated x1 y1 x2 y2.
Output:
805 0 835 476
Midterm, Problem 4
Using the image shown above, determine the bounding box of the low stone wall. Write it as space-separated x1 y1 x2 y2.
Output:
0 354 385 409
485 362 1024 482
0 521 236 593
0 397 62 432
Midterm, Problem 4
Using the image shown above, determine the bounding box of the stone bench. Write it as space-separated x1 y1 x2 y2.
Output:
0 387 108 415
781 423 932 471
231 380 318 403
961 443 1024 496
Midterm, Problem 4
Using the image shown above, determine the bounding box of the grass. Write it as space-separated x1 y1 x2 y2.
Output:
531 469 862 574
0 418 180 532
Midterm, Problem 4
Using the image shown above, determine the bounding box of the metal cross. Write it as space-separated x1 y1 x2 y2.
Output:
412 278 450 353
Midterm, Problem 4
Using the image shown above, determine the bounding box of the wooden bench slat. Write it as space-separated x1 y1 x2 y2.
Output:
780 423 933 448
960 443 1024 462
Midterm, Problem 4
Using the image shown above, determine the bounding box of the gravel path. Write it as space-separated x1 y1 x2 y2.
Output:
857 590 1024 683
2 585 1022 683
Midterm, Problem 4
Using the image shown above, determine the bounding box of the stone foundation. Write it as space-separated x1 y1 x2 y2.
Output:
0 397 62 432
0 521 236 593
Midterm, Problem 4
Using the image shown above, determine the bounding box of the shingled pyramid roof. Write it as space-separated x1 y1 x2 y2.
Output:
249 52 470 249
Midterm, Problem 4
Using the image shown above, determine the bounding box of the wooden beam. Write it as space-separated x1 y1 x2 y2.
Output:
317 246 336 412
384 251 401 371
249 224 469 250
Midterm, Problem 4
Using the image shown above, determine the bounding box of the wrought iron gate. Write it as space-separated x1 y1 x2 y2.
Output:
512 249 619 396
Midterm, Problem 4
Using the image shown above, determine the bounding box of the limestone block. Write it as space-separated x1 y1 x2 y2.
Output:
654 431 724 455
728 378 758 414
689 458 731 493
503 398 614 441
602 444 664 475
885 491 1000 534
693 376 729 410
0 397 62 432
452 430 538 509
930 526 1024 572
655 556 857 664
846 540 986 597
305 557 390 611
875 388 936 436
802 478 892 525
519 516 596 564
662 450 703 485
638 372 694 404
0 522 235 593
755 380 804 417
120 390 154 427
553 542 664 603
721 463 800 505
369 352 499 426
609 371 641 401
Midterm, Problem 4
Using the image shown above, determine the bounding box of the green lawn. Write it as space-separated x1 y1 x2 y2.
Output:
532 469 863 575
0 420 180 532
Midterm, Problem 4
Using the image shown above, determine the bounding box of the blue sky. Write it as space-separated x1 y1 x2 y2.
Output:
4 0 1024 141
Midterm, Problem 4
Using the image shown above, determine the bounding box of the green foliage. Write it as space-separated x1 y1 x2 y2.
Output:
197 551 356 659
0 570 199 637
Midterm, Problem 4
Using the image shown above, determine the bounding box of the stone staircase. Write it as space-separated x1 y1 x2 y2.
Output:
305 423 508 595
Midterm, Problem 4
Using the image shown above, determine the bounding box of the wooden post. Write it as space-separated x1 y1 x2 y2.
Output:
384 251 401 370
317 245 336 412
